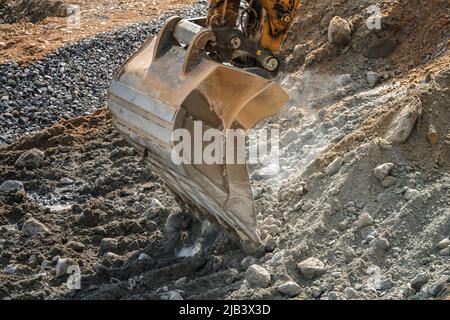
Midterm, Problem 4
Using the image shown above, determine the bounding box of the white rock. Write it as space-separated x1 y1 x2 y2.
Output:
55 258 69 277
145 198 166 219
385 99 422 144
4 264 17 275
367 71 380 86
0 224 18 232
169 292 184 300
175 277 187 286
373 163 394 181
404 188 419 201
437 238 450 250
0 180 24 193
356 212 374 228
336 74 352 86
277 281 302 297
149 198 164 210
297 257 326 279
260 163 280 176
245 265 271 288
105 252 120 260
138 253 149 261
252 187 263 200
22 218 50 237
325 157 343 176
60 178 74 185
14 148 44 169
328 16 352 45
304 53 316 66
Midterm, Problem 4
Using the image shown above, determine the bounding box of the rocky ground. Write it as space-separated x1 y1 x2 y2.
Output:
1 0 450 300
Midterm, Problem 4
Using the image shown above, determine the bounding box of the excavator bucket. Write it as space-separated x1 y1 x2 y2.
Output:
107 17 288 252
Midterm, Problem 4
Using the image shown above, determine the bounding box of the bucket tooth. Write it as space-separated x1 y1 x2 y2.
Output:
108 17 288 252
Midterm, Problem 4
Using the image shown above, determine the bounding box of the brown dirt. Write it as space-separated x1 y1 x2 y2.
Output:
281 0 450 171
285 0 450 84
0 0 197 65
307 65 450 177
0 109 242 300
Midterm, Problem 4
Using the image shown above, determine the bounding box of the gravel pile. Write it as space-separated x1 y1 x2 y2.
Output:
231 67 450 300
0 1 208 145
0 0 68 23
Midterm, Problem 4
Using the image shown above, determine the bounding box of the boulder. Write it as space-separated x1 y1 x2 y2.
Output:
325 157 343 176
367 71 380 86
385 99 422 144
245 265 271 288
55 258 69 277
297 257 326 279
22 218 50 237
328 16 352 45
277 281 302 297
356 212 374 228
0 180 24 193
293 43 310 62
15 148 44 169
373 163 394 181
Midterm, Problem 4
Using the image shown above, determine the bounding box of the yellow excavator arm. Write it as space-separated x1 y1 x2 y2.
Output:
207 0 301 53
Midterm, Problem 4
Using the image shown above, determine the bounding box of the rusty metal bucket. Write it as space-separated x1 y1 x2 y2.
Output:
107 17 288 252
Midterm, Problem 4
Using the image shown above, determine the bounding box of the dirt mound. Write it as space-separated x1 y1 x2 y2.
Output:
0 109 246 299
284 0 450 79
403 69 450 172
0 0 69 23
297 65 450 179
255 66 450 300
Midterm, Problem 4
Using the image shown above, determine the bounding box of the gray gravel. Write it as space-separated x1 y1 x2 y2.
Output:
0 1 207 145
